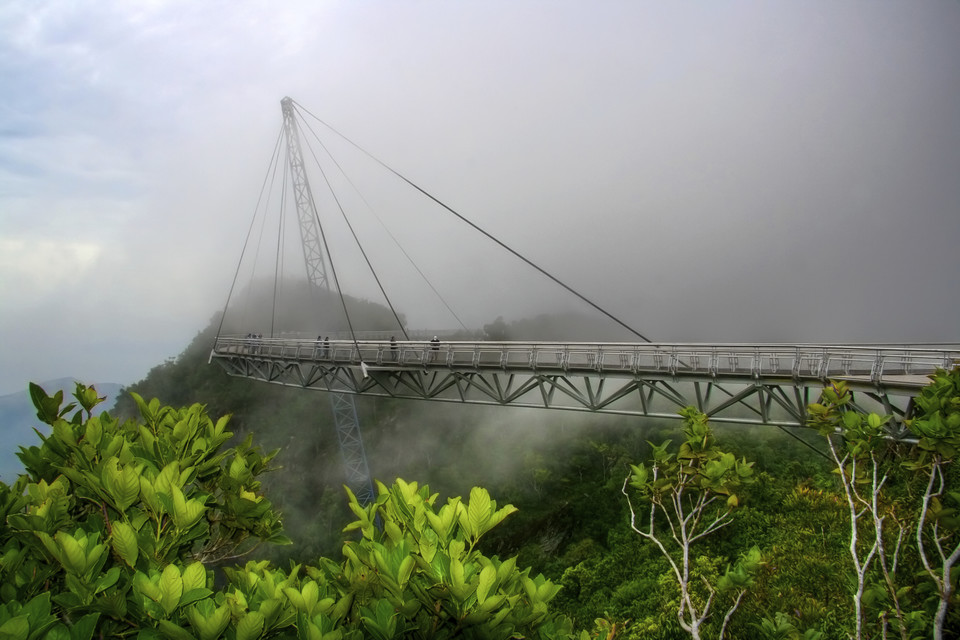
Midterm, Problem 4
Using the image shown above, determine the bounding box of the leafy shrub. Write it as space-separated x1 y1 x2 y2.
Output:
0 383 579 640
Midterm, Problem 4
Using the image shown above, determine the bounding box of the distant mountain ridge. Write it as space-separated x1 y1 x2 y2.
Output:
0 378 123 482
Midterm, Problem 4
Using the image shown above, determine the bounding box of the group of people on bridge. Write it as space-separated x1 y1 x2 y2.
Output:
242 333 264 354
316 336 331 359
308 335 442 363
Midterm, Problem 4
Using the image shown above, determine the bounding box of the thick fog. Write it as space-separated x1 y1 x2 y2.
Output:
2 1 959 394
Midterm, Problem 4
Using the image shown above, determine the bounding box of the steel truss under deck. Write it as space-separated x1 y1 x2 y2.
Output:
211 338 960 435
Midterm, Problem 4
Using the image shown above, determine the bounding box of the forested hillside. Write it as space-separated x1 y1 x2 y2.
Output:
109 313 960 639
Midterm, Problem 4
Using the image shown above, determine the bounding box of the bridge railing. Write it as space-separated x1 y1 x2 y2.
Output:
212 336 960 388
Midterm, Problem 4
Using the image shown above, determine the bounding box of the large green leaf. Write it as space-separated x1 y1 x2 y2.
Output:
111 521 139 567
157 620 197 640
476 564 497 605
182 562 206 592
235 611 264 640
417 527 438 564
170 485 206 530
396 556 415 590
186 600 230 640
54 530 88 575
138 478 161 516
42 625 70 640
465 487 492 537
0 615 29 640
94 566 121 595
300 580 320 614
84 417 103 448
52 420 77 448
103 458 141 512
229 455 248 482
29 383 68 425
134 571 162 603
159 564 183 615
154 461 181 495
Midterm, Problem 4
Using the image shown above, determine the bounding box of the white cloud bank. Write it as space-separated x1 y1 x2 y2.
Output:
0 0 958 395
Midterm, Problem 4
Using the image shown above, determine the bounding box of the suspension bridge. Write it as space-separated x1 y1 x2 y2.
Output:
211 336 955 428
208 97 960 501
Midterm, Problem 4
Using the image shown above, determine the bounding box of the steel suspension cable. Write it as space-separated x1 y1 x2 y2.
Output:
270 160 288 339
774 425 830 461
255 138 289 333
216 125 285 341
293 101 652 344
292 115 467 333
296 109 411 341
298 111 469 334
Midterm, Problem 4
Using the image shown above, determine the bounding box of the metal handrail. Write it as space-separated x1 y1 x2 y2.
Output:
212 337 960 389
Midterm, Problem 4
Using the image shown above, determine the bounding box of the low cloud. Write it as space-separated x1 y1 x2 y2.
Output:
0 237 102 302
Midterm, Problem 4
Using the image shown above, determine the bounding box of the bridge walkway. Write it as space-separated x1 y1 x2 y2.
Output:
211 337 960 431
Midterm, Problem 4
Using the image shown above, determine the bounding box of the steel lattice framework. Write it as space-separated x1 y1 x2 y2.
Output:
210 338 960 435
281 97 330 290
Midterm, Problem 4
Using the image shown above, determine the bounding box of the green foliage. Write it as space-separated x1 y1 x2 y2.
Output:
0 383 577 639
629 407 755 510
807 381 891 460
111 317 363 563
1 383 288 637
327 479 576 638
904 367 960 639
754 612 823 640
908 366 960 461
624 408 759 638
805 372 960 640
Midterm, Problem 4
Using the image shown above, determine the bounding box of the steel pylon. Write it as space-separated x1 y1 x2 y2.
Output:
280 96 375 504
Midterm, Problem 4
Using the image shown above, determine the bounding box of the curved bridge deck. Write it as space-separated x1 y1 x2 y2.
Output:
210 338 960 431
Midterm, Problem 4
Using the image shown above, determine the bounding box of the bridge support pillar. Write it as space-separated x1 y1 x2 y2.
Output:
329 392 375 504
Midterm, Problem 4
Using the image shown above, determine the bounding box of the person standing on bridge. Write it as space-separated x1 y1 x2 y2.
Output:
390 336 398 361
323 336 330 359
430 335 440 362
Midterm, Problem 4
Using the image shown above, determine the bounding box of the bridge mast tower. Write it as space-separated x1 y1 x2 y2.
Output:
280 96 375 504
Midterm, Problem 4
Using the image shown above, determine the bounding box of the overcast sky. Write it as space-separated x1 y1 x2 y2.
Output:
1 1 959 395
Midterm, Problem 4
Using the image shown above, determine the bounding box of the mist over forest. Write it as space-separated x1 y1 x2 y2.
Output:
219 273 645 343
114 303 656 559
99 298 960 637
220 279 408 338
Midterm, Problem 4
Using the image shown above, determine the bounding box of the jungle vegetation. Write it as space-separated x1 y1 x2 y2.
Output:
2 312 958 639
